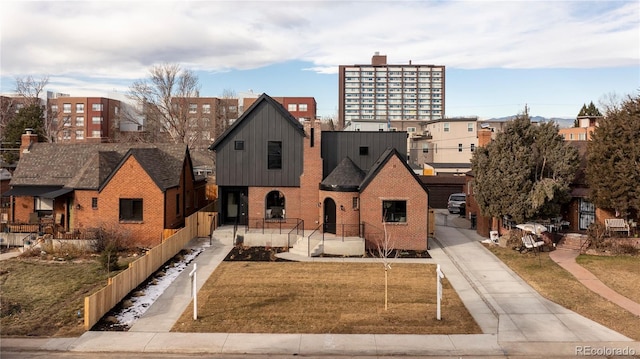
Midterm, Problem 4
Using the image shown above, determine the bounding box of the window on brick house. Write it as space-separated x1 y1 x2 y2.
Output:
299 103 308 111
119 198 143 221
382 200 407 223
91 197 98 209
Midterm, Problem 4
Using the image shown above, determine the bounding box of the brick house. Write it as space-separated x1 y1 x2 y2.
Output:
209 94 430 250
4 132 207 247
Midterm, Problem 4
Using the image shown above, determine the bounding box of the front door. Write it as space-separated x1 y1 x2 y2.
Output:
324 198 336 234
222 187 248 225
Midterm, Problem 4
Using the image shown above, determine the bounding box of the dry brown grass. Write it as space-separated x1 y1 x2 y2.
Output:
576 254 640 303
0 258 112 337
172 262 481 334
486 246 640 341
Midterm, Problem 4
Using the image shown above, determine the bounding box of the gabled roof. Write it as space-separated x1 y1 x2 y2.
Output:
360 147 428 194
10 143 188 192
320 156 365 192
208 93 305 151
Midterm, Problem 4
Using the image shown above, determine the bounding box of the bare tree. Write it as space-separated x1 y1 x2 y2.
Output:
15 75 49 105
127 64 201 145
371 220 398 311
1 76 51 139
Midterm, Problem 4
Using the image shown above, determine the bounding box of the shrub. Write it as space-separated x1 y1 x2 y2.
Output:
586 222 607 250
99 243 119 272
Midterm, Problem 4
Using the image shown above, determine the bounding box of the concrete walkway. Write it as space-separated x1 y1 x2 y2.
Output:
549 248 640 317
2 215 639 357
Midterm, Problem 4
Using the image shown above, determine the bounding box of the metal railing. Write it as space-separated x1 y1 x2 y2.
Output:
286 219 305 249
307 224 324 257
323 223 364 241
244 217 303 235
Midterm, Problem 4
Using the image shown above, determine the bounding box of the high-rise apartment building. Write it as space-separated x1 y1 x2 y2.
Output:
338 53 445 130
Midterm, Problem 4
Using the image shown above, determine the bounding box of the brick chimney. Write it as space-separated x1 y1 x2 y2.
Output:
478 128 493 147
20 128 38 156
371 52 387 66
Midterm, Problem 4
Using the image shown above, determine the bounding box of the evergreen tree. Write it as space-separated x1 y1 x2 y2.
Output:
1 104 46 164
586 94 640 218
471 109 579 223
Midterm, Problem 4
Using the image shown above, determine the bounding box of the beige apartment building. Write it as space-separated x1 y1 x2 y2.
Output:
410 117 478 175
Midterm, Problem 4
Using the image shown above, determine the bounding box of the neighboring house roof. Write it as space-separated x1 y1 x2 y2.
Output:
320 156 366 192
425 162 472 169
209 93 305 152
360 147 428 194
9 143 188 192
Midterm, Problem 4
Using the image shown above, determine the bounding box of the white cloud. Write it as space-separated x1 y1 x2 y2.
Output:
1 1 637 85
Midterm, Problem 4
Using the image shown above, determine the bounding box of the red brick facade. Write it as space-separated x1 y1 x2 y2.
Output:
360 155 429 250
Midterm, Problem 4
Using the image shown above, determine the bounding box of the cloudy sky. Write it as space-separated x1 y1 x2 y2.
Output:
1 0 638 119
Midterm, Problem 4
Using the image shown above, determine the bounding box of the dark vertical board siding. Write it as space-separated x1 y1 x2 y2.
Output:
321 131 407 178
215 101 303 187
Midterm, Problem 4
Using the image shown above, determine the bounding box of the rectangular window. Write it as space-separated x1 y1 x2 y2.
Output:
234 140 244 150
352 197 359 210
267 141 282 170
189 103 197 113
75 116 84 127
62 130 71 140
471 144 475 152
76 103 84 113
202 104 211 114
119 198 143 221
382 200 407 223
458 144 463 152
287 104 297 111
359 146 369 156
91 130 102 138
299 103 308 111
92 103 103 111
468 123 474 132
310 128 315 147
75 130 84 140
444 123 450 132
51 105 58 113
63 103 71 113
407 127 416 132
92 116 102 124
91 197 98 209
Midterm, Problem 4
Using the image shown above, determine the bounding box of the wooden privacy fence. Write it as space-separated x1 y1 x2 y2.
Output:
83 203 218 330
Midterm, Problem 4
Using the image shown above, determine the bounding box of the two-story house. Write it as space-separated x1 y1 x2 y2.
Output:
209 94 430 251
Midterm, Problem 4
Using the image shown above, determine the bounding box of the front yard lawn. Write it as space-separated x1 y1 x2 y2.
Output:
0 258 112 337
486 246 640 341
576 254 640 304
172 262 481 334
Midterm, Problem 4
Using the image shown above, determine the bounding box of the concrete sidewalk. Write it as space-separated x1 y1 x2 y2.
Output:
2 215 639 357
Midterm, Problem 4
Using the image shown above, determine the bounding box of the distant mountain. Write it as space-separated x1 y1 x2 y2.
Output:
486 115 575 129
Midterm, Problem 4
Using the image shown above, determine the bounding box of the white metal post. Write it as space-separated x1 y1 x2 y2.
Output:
189 263 197 320
436 264 444 320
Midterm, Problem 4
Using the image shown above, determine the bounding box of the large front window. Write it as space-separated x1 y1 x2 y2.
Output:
382 200 407 223
267 141 282 170
120 198 143 221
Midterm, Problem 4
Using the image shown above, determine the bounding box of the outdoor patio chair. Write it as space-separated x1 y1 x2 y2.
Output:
521 234 544 254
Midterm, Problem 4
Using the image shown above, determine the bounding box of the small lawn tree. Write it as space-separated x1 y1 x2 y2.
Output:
586 93 640 219
471 108 579 224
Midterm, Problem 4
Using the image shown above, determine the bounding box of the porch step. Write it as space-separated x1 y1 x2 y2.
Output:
557 233 589 251
289 236 323 257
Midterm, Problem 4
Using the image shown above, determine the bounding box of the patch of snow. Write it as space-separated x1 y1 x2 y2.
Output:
114 241 211 327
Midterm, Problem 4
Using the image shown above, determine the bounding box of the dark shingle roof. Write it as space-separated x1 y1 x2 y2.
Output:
320 157 365 192
11 143 187 191
360 147 428 194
